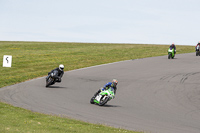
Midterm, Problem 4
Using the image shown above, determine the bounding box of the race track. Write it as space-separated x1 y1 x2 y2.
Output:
1 53 200 133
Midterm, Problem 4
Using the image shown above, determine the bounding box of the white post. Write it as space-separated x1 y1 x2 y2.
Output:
3 55 12 67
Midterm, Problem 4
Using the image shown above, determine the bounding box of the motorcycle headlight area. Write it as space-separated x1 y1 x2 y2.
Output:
51 73 54 77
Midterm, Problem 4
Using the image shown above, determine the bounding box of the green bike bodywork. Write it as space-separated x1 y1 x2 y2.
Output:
168 48 175 59
91 87 115 106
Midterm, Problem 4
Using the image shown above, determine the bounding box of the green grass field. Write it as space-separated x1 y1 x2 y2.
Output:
0 41 195 133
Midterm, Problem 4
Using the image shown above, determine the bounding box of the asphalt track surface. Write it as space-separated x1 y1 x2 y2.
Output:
1 53 200 133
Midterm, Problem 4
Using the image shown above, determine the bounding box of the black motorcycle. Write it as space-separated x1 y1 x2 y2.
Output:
46 70 58 87
196 45 200 56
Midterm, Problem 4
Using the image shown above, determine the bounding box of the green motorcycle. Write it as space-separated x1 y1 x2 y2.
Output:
168 47 175 59
90 87 115 106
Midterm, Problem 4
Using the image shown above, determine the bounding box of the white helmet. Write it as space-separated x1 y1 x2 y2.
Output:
59 64 64 71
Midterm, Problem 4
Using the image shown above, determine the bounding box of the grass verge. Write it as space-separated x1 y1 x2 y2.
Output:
0 102 139 133
0 41 195 132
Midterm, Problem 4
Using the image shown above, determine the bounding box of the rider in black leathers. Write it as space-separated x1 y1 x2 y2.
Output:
169 43 176 54
46 64 64 83
195 42 200 51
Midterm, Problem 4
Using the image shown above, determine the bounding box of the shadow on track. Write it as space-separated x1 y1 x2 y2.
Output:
47 86 67 89
101 104 121 108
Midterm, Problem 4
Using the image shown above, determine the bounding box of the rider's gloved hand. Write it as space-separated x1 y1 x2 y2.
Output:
101 88 105 91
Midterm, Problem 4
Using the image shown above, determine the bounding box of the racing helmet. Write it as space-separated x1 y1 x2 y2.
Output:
112 79 118 87
172 43 175 47
59 64 64 71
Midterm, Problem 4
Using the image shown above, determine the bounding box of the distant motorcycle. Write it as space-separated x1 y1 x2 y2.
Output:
90 87 115 106
168 47 175 59
196 45 200 56
45 70 58 87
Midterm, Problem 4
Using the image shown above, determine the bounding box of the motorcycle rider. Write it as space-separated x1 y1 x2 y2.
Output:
195 41 200 51
169 43 176 54
46 64 64 83
93 79 118 97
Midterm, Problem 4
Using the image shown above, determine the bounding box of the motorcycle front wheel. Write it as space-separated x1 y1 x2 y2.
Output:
90 96 95 104
168 53 172 59
46 77 54 87
99 96 109 106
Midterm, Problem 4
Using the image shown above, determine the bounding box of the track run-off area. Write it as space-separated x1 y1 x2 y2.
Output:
1 53 200 133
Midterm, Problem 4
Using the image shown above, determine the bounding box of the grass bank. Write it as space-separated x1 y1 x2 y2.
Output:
0 41 194 132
